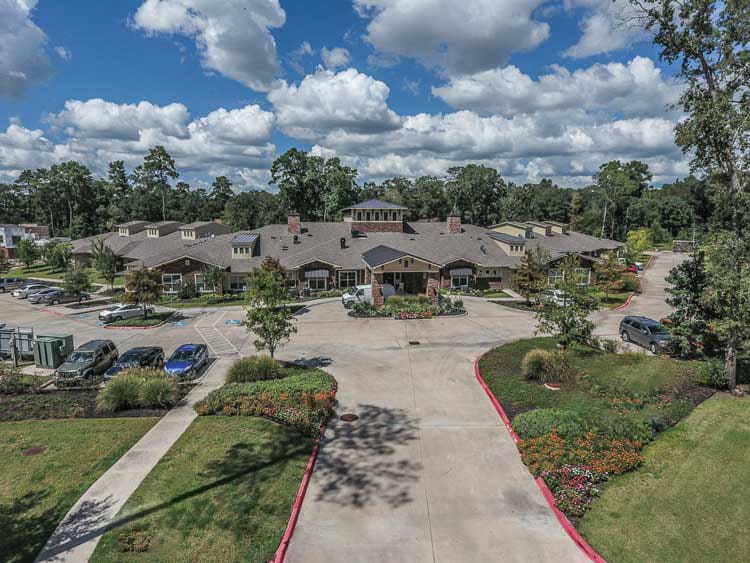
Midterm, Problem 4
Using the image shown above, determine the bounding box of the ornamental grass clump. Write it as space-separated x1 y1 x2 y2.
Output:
97 368 178 412
226 355 281 384
521 349 575 383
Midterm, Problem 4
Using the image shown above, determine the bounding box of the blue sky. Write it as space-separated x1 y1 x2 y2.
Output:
0 0 687 190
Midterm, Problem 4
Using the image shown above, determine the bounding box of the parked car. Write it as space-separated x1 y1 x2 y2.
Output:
0 277 25 293
54 339 119 385
104 346 164 379
38 290 91 305
341 284 397 308
164 344 209 378
619 316 672 354
625 264 638 274
12 283 50 298
543 289 569 306
634 261 644 271
28 287 63 303
99 303 152 323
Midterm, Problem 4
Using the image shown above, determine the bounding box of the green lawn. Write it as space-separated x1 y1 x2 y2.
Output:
477 337 701 423
106 312 174 327
8 264 126 286
0 418 158 563
91 417 314 563
579 395 750 563
587 289 632 309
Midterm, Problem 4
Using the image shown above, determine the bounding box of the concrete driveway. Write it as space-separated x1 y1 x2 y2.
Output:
280 300 588 563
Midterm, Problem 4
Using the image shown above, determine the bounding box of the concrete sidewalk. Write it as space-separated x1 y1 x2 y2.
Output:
34 356 231 563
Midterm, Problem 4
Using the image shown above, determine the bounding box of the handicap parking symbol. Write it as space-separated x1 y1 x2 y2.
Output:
225 319 241 326
170 320 187 327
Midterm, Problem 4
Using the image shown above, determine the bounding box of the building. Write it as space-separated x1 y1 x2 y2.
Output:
0 223 52 258
69 200 623 298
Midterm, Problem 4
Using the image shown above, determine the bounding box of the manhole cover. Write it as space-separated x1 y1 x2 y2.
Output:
339 413 359 422
408 341 421 346
21 446 47 457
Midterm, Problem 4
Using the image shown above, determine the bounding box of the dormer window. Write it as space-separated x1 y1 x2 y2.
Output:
232 246 251 256
118 228 128 236
147 228 158 237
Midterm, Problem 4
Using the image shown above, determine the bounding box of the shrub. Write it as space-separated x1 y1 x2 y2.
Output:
226 355 281 384
513 409 586 439
621 273 640 292
599 338 621 354
521 349 575 383
521 349 550 380
698 358 728 389
0 369 34 395
139 377 179 408
594 413 653 443
97 373 142 412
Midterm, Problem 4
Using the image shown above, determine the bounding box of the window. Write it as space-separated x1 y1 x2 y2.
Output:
162 273 182 294
232 246 251 256
307 277 327 291
374 211 380 220
229 274 247 292
574 268 591 285
286 270 297 287
392 211 398 221
547 269 563 286
357 211 362 220
366 211 371 221
338 270 356 288
451 275 471 289
194 273 215 293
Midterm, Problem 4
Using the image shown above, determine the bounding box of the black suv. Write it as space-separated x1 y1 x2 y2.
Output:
55 340 119 385
619 316 671 354
104 347 164 379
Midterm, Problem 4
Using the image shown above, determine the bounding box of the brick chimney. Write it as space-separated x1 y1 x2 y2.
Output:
447 213 461 234
287 213 301 235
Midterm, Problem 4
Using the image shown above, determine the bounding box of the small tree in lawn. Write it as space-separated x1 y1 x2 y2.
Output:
514 246 550 305
124 268 162 318
625 228 653 262
16 239 39 271
243 257 296 358
201 266 226 295
594 252 624 303
92 238 119 289
63 267 93 304
536 256 596 349
46 242 72 273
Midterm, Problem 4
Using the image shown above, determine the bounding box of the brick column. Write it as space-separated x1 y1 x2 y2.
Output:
426 274 440 305
372 275 384 307
364 267 371 283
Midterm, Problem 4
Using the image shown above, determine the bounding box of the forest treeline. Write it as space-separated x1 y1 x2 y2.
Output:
0 145 722 243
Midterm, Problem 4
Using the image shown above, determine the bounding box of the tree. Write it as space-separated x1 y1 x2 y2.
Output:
63 268 93 304
625 228 653 261
514 246 550 304
135 146 178 222
594 252 624 302
445 165 505 226
209 176 234 218
124 268 163 318
91 238 119 289
201 266 226 295
15 239 39 271
243 258 296 358
0 253 9 274
535 256 596 349
593 161 652 240
45 242 72 273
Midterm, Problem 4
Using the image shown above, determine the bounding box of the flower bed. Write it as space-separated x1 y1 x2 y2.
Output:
350 296 464 319
194 366 336 436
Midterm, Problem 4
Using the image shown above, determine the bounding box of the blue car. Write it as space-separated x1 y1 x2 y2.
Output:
164 344 209 378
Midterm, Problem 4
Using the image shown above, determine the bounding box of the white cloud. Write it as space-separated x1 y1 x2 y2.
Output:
54 46 72 60
320 46 351 69
288 41 315 74
563 0 644 58
1 101 276 188
0 0 53 98
268 67 401 139
353 0 549 75
132 0 286 91
433 57 682 117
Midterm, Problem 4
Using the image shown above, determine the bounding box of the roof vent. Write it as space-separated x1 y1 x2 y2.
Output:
480 245 487 255
282 245 289 251
293 235 300 244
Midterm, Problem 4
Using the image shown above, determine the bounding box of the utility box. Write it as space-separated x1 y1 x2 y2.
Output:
33 334 74 369
0 327 35 358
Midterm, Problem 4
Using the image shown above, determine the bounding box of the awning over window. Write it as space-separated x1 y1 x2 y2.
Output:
304 269 329 279
449 268 473 276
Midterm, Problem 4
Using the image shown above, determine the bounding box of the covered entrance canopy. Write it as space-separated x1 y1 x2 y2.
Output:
362 244 440 295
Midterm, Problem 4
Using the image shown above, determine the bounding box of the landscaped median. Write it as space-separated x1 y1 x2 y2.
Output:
475 337 743 561
349 295 465 319
90 356 337 562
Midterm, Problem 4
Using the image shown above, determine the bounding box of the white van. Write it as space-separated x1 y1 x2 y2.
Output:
342 284 396 308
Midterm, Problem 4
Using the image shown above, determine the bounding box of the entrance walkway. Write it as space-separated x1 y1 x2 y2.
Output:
34 357 231 563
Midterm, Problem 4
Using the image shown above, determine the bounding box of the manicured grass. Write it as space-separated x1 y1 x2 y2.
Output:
159 296 246 308
106 312 174 327
477 337 702 423
587 289 632 309
7 264 126 286
0 417 158 563
579 395 750 563
91 417 314 563
482 290 512 298
490 300 538 312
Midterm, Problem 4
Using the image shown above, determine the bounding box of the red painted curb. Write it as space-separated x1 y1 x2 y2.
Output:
474 357 606 563
612 292 635 311
272 380 338 563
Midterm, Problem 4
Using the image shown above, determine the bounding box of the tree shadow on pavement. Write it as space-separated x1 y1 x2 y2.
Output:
290 356 333 368
313 404 422 509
